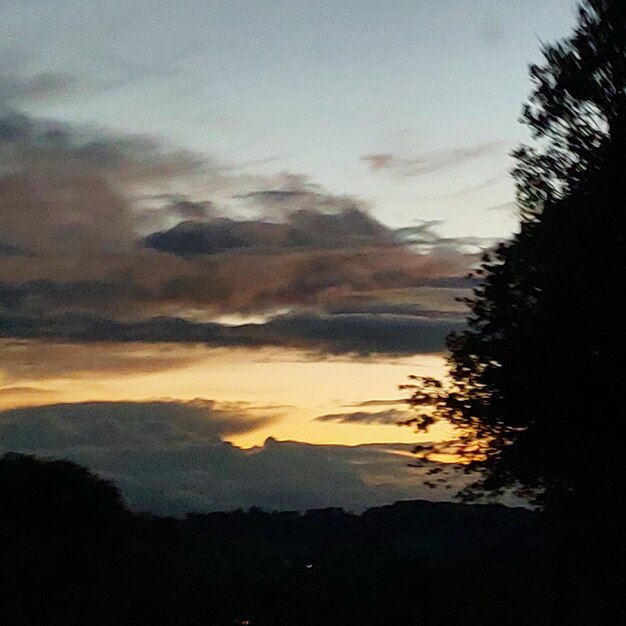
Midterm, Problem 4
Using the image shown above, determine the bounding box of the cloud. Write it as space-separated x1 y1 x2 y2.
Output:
0 387 50 395
0 386 54 398
324 286 472 318
394 224 499 250
0 400 271 450
0 384 60 409
0 339 206 381
134 197 216 234
0 110 208 257
362 141 507 178
343 399 407 408
239 180 373 219
0 71 76 105
0 400 469 514
0 242 473 318
315 408 411 425
0 195 473 356
0 242 28 257
0 311 464 356
0 74 480 360
143 205 395 256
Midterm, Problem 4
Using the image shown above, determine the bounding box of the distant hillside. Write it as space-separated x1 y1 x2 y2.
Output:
184 498 543 562
1 453 619 625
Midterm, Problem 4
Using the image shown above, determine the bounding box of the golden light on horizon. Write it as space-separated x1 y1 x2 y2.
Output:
0 341 453 448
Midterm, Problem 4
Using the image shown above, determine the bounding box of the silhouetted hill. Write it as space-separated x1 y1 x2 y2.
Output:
0 453 621 624
185 499 543 562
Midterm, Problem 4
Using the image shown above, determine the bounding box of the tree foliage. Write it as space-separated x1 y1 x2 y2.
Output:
513 0 626 217
404 0 626 512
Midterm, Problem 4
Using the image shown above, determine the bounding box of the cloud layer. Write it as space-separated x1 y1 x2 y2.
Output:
0 400 468 515
0 311 464 356
0 74 480 360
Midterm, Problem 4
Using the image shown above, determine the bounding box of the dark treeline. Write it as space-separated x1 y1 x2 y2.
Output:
0 453 621 625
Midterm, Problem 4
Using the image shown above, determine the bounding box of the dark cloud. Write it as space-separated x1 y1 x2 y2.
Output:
0 231 473 322
325 302 462 318
243 189 314 204
0 75 480 359
0 311 464 356
0 400 271 450
0 111 203 176
0 242 28 257
0 279 139 314
143 206 395 257
315 408 411 425
144 219 256 256
322 284 472 318
0 399 470 514
362 141 507 178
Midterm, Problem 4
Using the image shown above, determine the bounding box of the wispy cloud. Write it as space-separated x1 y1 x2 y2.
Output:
362 141 508 178
342 399 407 408
315 408 411 425
0 70 76 105
0 340 205 382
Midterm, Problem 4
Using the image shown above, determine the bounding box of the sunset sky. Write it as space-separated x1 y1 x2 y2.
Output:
0 0 577 513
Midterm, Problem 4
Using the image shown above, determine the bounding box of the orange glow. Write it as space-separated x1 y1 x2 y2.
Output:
0 341 452 447
426 452 469 465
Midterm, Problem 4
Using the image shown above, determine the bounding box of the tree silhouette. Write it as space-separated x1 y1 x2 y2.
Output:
513 0 626 217
0 453 134 623
404 0 626 513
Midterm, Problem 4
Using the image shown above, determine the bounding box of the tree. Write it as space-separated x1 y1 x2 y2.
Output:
404 0 626 513
513 0 626 217
0 453 134 623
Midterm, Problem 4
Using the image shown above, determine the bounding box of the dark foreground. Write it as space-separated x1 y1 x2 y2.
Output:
0 454 622 625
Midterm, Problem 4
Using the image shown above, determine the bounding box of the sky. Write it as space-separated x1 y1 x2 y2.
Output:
0 0 578 513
